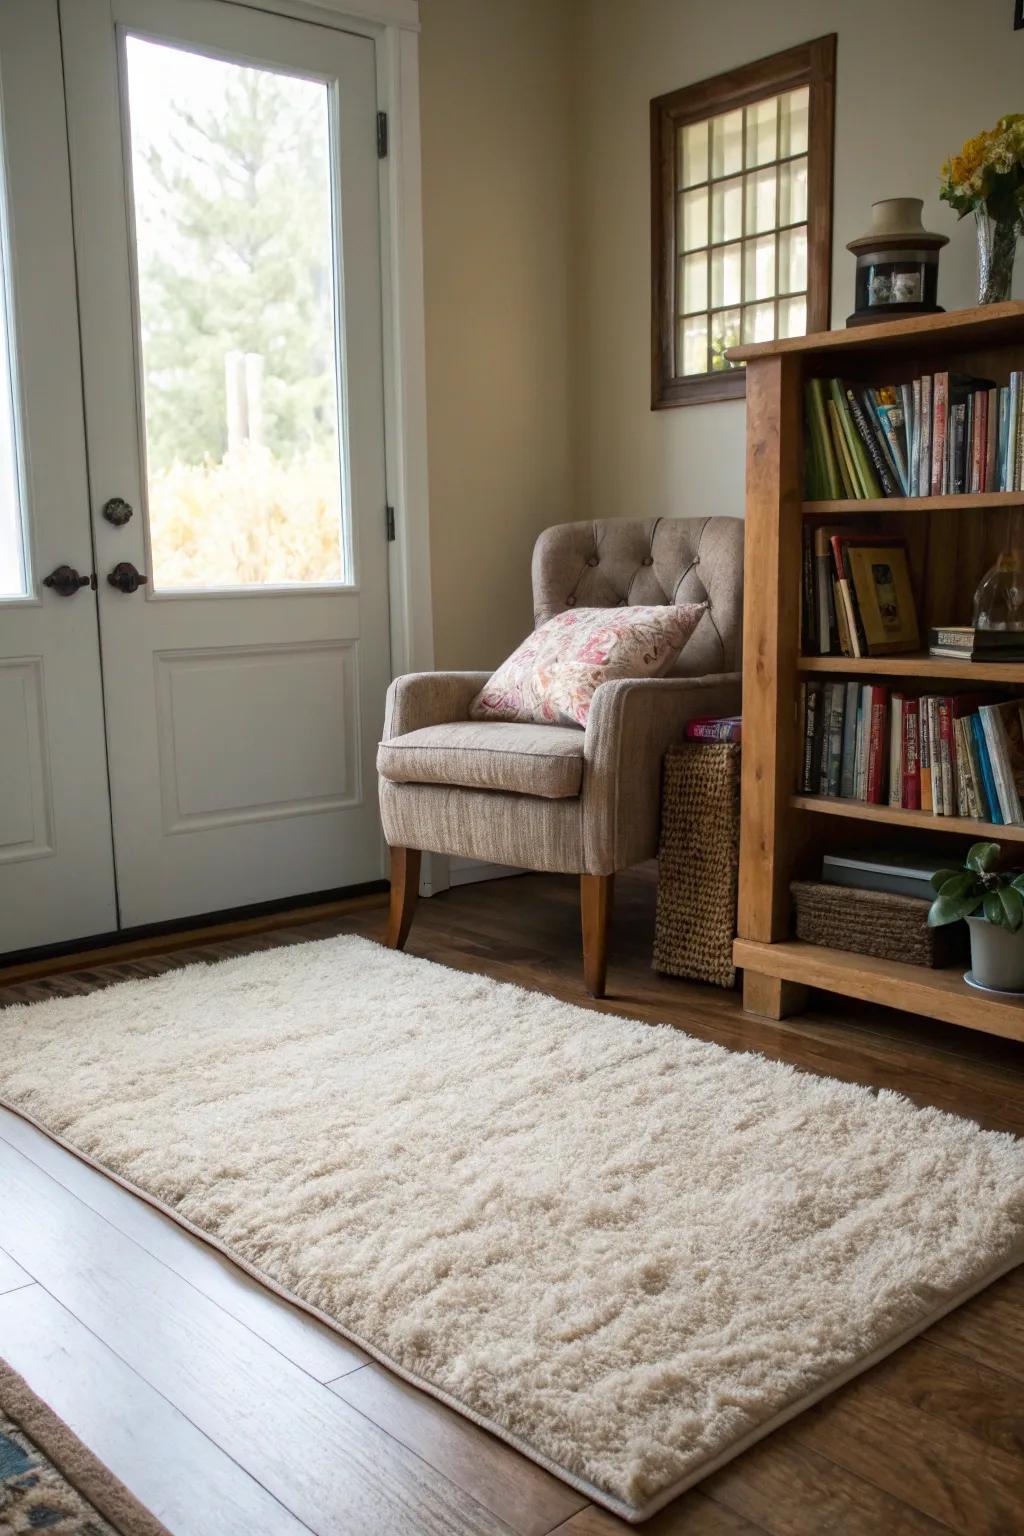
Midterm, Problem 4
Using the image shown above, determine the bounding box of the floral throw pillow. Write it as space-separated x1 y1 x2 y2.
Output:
469 603 706 729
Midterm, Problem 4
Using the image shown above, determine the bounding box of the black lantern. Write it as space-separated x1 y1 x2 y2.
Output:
846 198 948 327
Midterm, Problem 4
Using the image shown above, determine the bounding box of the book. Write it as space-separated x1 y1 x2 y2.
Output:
931 371 948 496
927 625 1024 661
911 378 922 494
919 695 933 814
830 379 880 498
979 700 1024 822
822 688 847 804
873 391 909 495
919 375 932 499
840 679 860 798
902 697 921 810
985 386 998 491
937 697 954 815
888 693 904 808
843 539 920 654
971 712 1002 823
827 398 860 498
853 687 867 800
806 379 842 500
866 685 888 803
802 680 823 793
685 716 742 742
847 386 898 496
822 848 954 900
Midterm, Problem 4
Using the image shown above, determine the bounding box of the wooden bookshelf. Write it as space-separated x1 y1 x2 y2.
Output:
798 654 1024 682
729 301 1024 1038
790 794 1024 842
804 492 1024 515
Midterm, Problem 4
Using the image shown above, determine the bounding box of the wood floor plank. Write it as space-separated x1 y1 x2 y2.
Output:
0 1106 366 1383
0 1284 310 1536
856 1336 1024 1459
923 1269 1024 1383
701 1435 951 1536
553 1489 768 1533
790 1370 1024 1535
0 1138 516 1536
331 1362 586 1536
0 1244 32 1294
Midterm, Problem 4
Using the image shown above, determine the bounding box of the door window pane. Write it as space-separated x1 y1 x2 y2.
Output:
124 37 346 589
678 121 708 189
0 173 25 599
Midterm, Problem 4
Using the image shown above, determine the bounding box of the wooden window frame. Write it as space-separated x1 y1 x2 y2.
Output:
650 35 836 410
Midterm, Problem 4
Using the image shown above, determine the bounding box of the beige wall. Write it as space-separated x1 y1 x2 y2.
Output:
419 0 577 669
419 0 1023 666
573 0 1024 526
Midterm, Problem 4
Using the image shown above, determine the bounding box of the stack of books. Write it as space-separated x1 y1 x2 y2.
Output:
805 372 1024 498
802 527 919 656
928 625 1024 663
798 681 1024 823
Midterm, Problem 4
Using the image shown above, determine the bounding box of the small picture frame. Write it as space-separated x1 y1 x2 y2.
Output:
844 541 921 655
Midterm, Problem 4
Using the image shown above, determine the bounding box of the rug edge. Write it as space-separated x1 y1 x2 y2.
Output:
0 1356 173 1536
3 1096 1022 1527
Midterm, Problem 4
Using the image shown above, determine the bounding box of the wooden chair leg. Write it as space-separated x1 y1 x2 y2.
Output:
387 846 421 950
580 873 614 998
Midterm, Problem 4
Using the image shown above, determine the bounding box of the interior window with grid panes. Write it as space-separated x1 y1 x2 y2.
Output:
677 87 809 376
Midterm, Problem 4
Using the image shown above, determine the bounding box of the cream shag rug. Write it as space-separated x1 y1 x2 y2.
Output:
1 937 1023 1524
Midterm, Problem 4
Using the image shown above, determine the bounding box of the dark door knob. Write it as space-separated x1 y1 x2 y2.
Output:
43 564 91 597
107 561 148 594
102 496 133 527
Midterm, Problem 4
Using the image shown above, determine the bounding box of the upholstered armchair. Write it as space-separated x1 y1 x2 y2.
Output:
377 516 743 996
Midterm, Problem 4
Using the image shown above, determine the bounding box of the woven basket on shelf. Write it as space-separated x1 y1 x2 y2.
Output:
790 880 968 969
654 741 740 987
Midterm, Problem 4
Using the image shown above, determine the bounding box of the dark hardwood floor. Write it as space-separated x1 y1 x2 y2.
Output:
1 868 1023 1536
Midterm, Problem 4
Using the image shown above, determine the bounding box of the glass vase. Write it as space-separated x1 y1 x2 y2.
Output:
974 506 1024 631
975 207 1020 304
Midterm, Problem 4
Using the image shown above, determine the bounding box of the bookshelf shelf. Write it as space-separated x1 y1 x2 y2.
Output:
803 492 1024 515
732 300 1024 1037
732 939 1024 1042
790 793 1024 842
797 653 1024 683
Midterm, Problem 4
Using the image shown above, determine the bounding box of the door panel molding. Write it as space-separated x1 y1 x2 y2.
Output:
0 658 53 862
154 641 361 834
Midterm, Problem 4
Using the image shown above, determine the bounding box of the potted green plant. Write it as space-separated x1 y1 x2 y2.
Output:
928 842 1024 992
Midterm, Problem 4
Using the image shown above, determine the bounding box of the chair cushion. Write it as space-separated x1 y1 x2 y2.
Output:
468 603 705 728
377 721 585 799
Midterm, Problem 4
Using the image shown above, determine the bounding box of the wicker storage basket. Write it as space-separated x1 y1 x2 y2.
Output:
790 879 968 968
654 741 740 987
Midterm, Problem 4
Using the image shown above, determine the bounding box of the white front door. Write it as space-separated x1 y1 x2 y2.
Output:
61 0 391 926
0 1 118 953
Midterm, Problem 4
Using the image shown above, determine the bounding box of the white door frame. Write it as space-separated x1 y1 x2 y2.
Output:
221 0 433 687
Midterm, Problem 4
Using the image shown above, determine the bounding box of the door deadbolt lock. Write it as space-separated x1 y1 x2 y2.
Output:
102 496 133 527
107 561 148 594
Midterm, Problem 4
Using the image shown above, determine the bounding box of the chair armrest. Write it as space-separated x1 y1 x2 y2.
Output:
383 672 491 740
581 671 742 873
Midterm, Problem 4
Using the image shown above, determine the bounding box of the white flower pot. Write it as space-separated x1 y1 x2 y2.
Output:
966 915 1024 992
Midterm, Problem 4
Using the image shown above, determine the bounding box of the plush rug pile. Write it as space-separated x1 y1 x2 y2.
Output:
1 936 1022 1524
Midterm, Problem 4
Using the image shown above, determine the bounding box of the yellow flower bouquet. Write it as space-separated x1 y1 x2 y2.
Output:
941 115 1024 303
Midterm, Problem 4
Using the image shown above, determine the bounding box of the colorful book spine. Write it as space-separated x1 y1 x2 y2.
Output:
685 717 742 742
919 375 932 499
901 698 920 811
888 694 905 808
840 680 860 798
919 696 933 814
847 387 897 496
931 371 948 495
971 713 1002 824
866 686 888 803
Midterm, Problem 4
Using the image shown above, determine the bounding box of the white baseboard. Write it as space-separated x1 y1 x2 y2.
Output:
419 854 523 896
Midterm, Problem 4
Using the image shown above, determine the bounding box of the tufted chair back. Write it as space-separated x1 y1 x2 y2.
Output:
531 516 744 678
